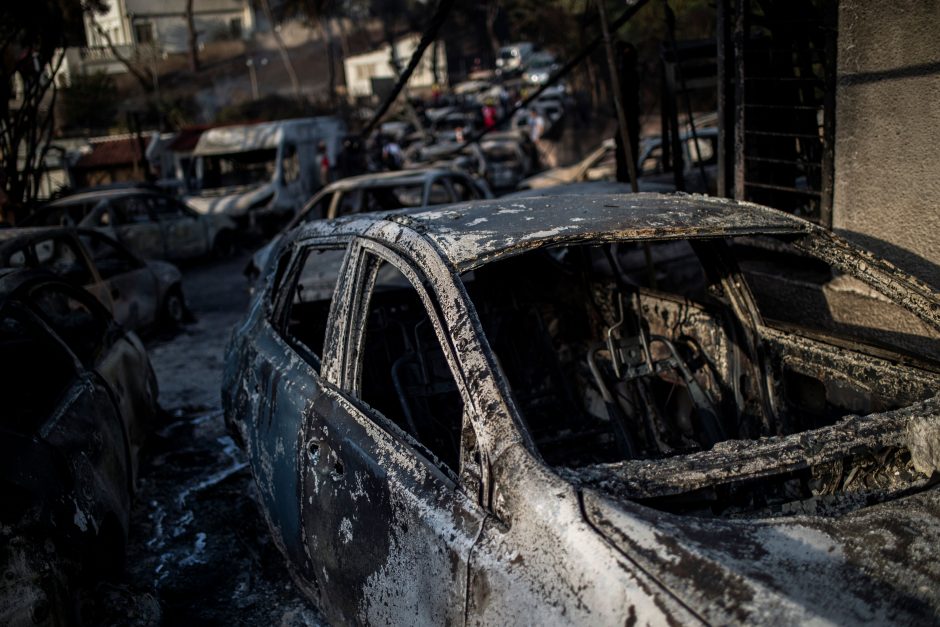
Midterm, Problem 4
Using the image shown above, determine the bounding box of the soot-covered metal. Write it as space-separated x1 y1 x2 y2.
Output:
224 193 940 625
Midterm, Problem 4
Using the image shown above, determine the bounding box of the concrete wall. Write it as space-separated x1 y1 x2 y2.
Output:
832 0 940 289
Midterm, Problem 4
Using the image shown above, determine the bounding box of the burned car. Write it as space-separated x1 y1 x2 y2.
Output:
244 168 491 282
224 193 940 624
25 188 238 261
0 228 187 330
0 269 158 624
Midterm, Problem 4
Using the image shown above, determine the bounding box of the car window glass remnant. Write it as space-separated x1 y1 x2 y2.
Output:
28 284 110 366
0 307 77 434
9 250 26 267
31 237 94 286
358 256 464 473
79 233 142 279
733 235 940 361
282 143 300 184
284 246 349 370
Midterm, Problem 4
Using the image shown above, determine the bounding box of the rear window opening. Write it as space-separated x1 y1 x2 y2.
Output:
462 238 940 518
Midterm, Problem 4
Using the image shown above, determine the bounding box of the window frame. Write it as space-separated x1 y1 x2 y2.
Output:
77 230 147 277
337 238 480 484
271 237 352 372
25 279 117 367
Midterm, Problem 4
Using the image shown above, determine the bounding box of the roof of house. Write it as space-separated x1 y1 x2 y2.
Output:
73 135 152 170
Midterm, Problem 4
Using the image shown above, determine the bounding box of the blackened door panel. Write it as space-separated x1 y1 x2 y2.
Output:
242 321 319 577
300 386 484 625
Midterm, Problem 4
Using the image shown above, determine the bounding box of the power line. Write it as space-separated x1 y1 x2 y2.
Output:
359 0 456 139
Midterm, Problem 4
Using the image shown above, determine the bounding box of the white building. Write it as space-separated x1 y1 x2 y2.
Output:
344 34 447 99
83 0 255 61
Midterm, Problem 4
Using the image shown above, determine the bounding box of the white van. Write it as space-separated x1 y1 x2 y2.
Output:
185 117 346 229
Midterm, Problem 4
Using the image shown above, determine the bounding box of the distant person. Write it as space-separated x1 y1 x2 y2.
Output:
482 101 497 130
382 140 403 170
317 142 332 185
528 109 554 167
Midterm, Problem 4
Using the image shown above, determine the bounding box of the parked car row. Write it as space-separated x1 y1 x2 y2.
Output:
517 127 720 193
0 269 159 624
0 227 187 331
25 187 237 261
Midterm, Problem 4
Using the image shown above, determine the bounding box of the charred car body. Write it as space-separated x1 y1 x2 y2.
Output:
244 168 491 283
0 270 158 624
0 228 187 330
224 193 940 624
24 188 237 261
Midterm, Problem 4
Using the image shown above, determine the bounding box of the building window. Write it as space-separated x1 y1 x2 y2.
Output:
134 23 154 44
229 18 243 38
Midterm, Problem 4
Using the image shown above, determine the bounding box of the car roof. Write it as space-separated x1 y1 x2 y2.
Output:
46 187 161 206
325 168 457 192
293 192 811 272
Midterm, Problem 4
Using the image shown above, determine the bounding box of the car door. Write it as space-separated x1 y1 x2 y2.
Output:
297 240 486 624
77 231 159 330
238 242 351 581
26 233 97 289
107 195 165 259
27 280 156 485
150 194 209 260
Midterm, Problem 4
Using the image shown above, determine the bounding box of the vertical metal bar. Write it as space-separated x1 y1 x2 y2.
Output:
660 65 672 172
819 0 838 228
716 0 731 198
664 56 685 191
597 0 639 192
733 0 747 200
663 0 709 192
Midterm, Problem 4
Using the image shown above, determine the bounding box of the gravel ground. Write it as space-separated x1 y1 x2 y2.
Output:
87 252 327 626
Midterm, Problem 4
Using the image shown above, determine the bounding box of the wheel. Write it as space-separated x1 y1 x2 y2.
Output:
162 287 187 327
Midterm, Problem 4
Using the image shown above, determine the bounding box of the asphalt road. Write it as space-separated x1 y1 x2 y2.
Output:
86 251 327 626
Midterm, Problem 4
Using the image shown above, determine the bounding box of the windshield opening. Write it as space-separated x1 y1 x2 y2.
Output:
462 239 940 518
198 148 278 191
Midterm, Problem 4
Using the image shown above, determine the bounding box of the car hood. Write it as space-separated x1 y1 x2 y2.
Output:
584 486 940 623
186 183 274 216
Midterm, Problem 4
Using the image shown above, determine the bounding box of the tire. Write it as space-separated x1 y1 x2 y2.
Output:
162 286 187 328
